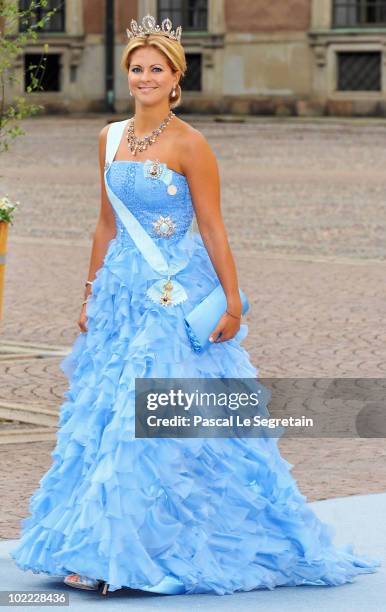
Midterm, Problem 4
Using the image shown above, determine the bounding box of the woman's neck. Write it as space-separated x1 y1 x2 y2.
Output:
133 104 173 136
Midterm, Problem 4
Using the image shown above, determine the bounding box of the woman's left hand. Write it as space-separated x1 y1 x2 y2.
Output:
209 311 241 344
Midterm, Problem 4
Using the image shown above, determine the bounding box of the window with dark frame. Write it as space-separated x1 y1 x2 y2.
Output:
336 51 382 90
181 53 202 90
24 53 62 92
333 0 386 27
19 0 66 33
158 0 208 31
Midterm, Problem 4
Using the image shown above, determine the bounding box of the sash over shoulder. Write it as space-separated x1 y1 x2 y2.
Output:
104 119 194 307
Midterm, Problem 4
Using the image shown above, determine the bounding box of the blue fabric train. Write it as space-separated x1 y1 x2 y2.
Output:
10 119 380 595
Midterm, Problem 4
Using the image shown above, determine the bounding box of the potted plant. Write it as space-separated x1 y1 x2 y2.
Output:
0 196 18 319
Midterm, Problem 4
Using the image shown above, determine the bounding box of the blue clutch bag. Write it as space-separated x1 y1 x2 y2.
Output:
184 284 249 354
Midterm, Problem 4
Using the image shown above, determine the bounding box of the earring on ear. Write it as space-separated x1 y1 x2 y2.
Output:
171 86 176 97
129 89 133 97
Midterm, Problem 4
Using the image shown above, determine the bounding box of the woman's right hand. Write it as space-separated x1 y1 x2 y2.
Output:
77 303 88 333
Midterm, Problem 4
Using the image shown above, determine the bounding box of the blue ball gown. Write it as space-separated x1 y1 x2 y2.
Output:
10 120 380 595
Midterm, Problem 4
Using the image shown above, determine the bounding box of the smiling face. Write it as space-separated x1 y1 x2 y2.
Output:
128 45 180 107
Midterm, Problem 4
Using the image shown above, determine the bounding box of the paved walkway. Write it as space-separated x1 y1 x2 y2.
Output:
0 116 385 565
2 492 385 611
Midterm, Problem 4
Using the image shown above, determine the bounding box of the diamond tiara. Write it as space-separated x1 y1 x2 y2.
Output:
126 14 182 43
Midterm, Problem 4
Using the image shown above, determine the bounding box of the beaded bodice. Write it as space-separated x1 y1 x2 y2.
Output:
106 160 194 246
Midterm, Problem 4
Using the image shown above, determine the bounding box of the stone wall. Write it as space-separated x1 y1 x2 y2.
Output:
225 0 311 33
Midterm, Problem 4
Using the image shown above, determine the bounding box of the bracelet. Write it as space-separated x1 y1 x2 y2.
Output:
226 309 241 320
85 280 93 287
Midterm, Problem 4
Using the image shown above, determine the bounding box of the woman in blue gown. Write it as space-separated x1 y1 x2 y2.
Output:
10 14 380 597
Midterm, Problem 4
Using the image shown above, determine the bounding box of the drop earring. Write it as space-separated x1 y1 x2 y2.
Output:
129 89 133 97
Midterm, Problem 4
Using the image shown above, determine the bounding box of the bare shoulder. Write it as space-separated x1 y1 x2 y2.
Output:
98 119 125 153
173 118 215 172
99 122 110 140
99 117 130 141
174 117 210 149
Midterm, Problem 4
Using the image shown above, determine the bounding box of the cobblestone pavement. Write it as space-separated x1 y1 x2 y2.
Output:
1 115 386 539
2 115 386 259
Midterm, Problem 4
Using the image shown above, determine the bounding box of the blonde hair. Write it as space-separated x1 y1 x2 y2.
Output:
120 34 187 109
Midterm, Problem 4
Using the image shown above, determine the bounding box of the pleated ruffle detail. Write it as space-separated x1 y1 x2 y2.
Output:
10 231 380 594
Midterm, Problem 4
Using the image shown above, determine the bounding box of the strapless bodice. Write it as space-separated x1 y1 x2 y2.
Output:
106 160 194 246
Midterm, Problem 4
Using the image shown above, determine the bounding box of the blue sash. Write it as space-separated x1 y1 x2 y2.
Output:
104 119 194 307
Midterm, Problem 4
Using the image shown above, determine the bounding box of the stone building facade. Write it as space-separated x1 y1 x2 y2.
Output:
7 0 386 116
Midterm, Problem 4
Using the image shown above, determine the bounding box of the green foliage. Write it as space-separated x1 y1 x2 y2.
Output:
0 0 60 153
0 195 19 223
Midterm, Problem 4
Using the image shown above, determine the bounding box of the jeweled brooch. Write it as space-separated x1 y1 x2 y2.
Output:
152 215 176 238
160 279 174 306
145 159 163 179
143 159 175 188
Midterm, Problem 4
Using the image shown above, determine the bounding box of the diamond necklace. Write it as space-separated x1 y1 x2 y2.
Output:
127 110 175 156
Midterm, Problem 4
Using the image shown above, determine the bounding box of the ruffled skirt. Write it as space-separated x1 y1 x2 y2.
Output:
10 231 380 594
